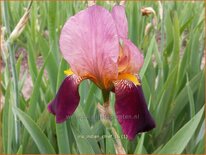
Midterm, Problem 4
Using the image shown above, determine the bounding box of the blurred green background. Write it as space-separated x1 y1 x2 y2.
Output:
0 1 205 154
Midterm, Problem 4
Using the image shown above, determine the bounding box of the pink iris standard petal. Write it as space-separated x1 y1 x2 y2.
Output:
120 39 144 73
60 5 119 89
111 5 128 38
114 80 155 140
111 5 144 73
48 75 81 123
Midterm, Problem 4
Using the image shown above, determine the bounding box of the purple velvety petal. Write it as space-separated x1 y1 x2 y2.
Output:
114 80 155 140
48 75 81 123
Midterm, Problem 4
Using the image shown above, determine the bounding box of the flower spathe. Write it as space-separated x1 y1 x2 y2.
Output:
48 4 155 140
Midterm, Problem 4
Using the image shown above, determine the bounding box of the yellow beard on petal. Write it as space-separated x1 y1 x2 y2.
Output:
64 69 74 76
117 73 141 86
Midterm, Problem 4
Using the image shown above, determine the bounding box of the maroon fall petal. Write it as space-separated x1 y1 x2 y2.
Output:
114 80 155 140
48 75 81 123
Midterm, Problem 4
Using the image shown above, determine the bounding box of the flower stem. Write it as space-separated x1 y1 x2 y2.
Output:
110 127 126 154
101 89 110 103
2 1 20 146
98 91 126 154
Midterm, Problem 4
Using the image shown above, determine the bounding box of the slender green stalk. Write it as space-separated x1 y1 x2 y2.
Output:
102 89 110 103
7 43 19 146
2 1 20 146
98 90 126 154
160 2 164 54
159 1 165 87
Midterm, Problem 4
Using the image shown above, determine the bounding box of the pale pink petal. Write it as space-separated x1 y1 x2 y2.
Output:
118 39 144 73
111 5 128 38
60 5 119 89
111 5 144 73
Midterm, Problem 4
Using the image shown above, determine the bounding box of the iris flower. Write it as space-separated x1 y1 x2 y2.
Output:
48 4 155 140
